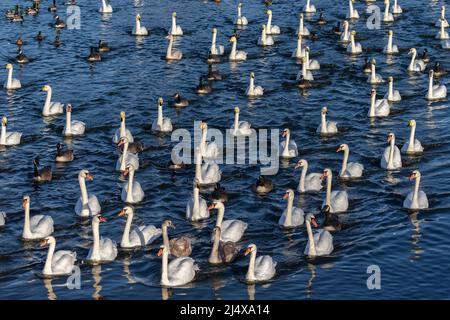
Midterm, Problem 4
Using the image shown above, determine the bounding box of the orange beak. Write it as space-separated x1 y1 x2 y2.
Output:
336 146 342 152
39 239 47 247
244 247 252 256
22 199 27 209
311 218 318 228
409 173 416 181
281 131 287 137
123 168 130 177
117 140 125 147
208 203 216 210
87 173 94 181
98 216 107 223
320 172 327 180
157 248 164 257
118 209 126 217
283 192 289 200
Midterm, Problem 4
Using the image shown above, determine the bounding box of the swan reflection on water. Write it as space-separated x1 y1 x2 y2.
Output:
409 212 424 261
92 264 103 300
44 277 57 300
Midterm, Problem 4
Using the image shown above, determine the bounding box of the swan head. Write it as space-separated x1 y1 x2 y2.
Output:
234 106 240 114
384 0 389 4
295 159 307 169
40 236 56 247
320 168 332 180
306 46 311 53
93 215 107 224
388 76 394 82
200 122 208 130
212 27 217 33
238 3 242 7
42 85 50 92
408 48 416 55
136 14 141 21
336 144 348 153
33 157 40 166
118 206 134 217
387 132 395 143
283 189 295 200
262 24 266 30
1 117 7 126
409 170 421 181
158 97 164 106
429 70 435 77
117 136 129 147
208 201 224 211
123 164 135 176
120 111 125 121
305 213 318 227
408 119 416 128
343 20 348 27
250 72 255 79
79 169 94 181
66 104 73 113
371 58 376 65
281 128 290 138
321 106 328 114
388 29 393 36
22 195 30 208
5 63 12 70
351 30 356 36
229 36 237 43
157 245 169 257
172 12 177 17
244 244 257 256
266 10 272 16
162 219 175 229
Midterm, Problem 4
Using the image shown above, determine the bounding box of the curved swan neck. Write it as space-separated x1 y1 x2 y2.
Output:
43 88 52 112
209 230 221 263
166 37 173 58
306 220 316 256
43 241 56 274
409 50 417 69
246 248 257 280
341 148 349 175
162 225 170 248
298 163 308 192
79 176 89 205
121 212 133 247
215 206 225 228
126 170 135 203
161 250 169 284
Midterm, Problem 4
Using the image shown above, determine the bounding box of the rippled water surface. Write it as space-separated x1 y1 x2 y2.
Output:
1 0 450 300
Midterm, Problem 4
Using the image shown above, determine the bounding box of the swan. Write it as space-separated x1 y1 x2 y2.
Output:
295 159 322 193
346 0 359 19
244 244 276 283
292 34 306 58
0 212 6 227
392 0 402 14
200 122 220 160
436 20 449 40
322 205 342 232
384 77 401 102
132 14 148 36
367 59 384 84
86 215 118 262
383 0 394 22
166 35 182 60
280 128 298 159
162 219 192 257
63 104 85 136
55 143 74 162
258 25 274 46
407 48 426 72
279 189 305 228
321 168 349 213
0 117 22 146
210 28 224 55
246 72 264 97
441 39 450 49
152 97 173 133
157 245 198 287
186 180 209 222
22 196 54 240
33 157 52 183
296 56 314 81
346 31 362 54
209 202 247 243
304 0 316 13
75 169 101 217
305 47 320 70
381 132 402 170
426 70 447 100
195 148 221 185
401 120 424 154
169 12 183 36
235 3 248 26
4 64 21 89
265 10 280 35
403 170 429 210
368 89 390 117
252 175 274 194
383 30 399 54
209 227 239 264
40 236 77 276
304 213 333 257
42 85 64 116
337 144 364 179
99 0 113 13
112 111 134 143
229 36 247 61
297 13 310 36
121 164 144 204
435 6 449 28
116 137 140 172
118 206 161 248
316 107 338 135
231 107 252 137
340 20 350 43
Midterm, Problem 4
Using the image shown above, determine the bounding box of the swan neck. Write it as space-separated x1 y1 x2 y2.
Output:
238 6 241 17
370 94 376 117
215 206 225 228
384 1 390 18
234 112 239 133
166 38 173 57
321 113 327 133
298 163 307 192
126 170 135 203
246 248 257 281
388 138 395 167
195 151 202 182
285 196 294 225
162 225 170 248
428 73 434 98
209 231 221 263
43 241 56 275
120 117 126 137
23 203 31 237
231 40 237 57
408 126 416 151
299 15 303 32
388 80 394 99
326 174 332 206
161 251 169 284
267 13 272 30
388 33 393 51
121 213 133 247
412 176 420 206
341 148 349 175
171 16 177 33
92 221 100 259
157 104 163 126
44 88 52 113
283 132 290 155
351 35 355 51
79 176 89 205
193 187 200 213
409 51 417 69
120 141 129 171
7 68 13 88
249 76 254 92
306 220 316 256
0 124 6 144
65 109 72 134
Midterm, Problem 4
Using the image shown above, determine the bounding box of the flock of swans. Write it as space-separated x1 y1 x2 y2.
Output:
0 0 447 291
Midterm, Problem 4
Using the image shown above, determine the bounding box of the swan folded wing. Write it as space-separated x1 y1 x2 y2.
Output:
5 132 22 144
326 121 338 133
99 237 117 261
50 102 64 115
168 257 197 285
202 163 221 184
116 153 139 171
330 191 349 212
254 255 276 280
305 173 323 191
221 220 247 242
202 142 219 159
88 194 101 215
52 250 76 274
113 128 134 144
314 230 333 255
346 162 364 177
130 225 162 246
30 215 54 238
71 120 86 135
170 237 192 257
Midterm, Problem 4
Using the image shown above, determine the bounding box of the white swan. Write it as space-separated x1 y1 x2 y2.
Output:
258 25 274 46
99 0 113 13
229 36 247 61
381 132 402 170
132 14 148 36
169 12 183 36
392 0 402 14
231 107 252 137
304 0 316 13
210 202 247 243
235 3 248 26
157 245 198 287
42 85 64 116
40 236 76 276
116 137 140 172
383 0 394 22
435 6 449 28
166 35 182 60
292 34 306 58
152 97 172 132
195 149 221 185
346 0 359 19
321 168 349 213
0 117 22 146
305 47 320 70
436 19 449 40
384 76 401 102
4 64 21 89
383 30 399 54
265 10 280 35
280 128 298 159
316 107 337 135
200 122 219 160
426 70 447 100
119 206 161 248
295 159 322 193
340 20 350 43
407 48 426 72
368 89 390 117
442 39 450 49
86 215 118 262
186 180 209 222
63 104 85 136
0 212 6 226
210 28 224 55
279 189 305 228
304 213 333 257
112 111 134 143
75 169 101 217
346 31 362 54
22 196 54 240
246 72 264 97
403 170 429 210
401 120 424 154
244 244 276 283
121 164 144 204
296 56 314 81
297 13 310 36
367 59 384 84
337 144 364 179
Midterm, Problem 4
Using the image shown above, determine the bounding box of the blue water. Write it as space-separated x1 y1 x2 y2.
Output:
1 0 450 299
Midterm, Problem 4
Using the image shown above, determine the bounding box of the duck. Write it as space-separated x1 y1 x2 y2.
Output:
207 64 223 81
209 227 239 264
435 6 449 28
75 170 101 217
169 12 183 36
421 49 430 63
53 35 61 47
258 25 274 46
54 15 66 28
244 244 277 283
121 164 144 204
384 77 402 102
0 117 22 146
235 3 248 26
112 111 134 144
210 28 224 55
166 35 182 60
403 170 429 210
63 104 86 136
40 236 77 276
229 36 247 61
252 175 273 194
367 59 384 84
207 51 221 64
368 89 390 117
209 202 247 243
346 0 359 19
279 189 305 228
210 184 228 203
116 137 140 172
332 21 341 35
305 47 320 70
119 206 161 248
280 128 298 159
426 70 447 100
316 107 337 135
383 30 399 54
346 31 362 55
16 34 23 47
407 48 426 72
42 85 64 116
292 34 306 59
33 157 52 182
392 0 402 14
157 245 198 287
22 195 54 240
336 144 364 179
297 13 310 36
55 143 74 162
321 168 349 213
317 12 327 25
196 76 212 94
26 3 39 16
12 13 24 22
36 31 44 42
304 0 317 13
433 62 447 77
161 219 192 257
436 19 449 40
4 63 21 90
231 107 252 137
383 0 394 22
246 72 264 97
186 180 209 222
152 97 173 133
99 0 113 13
265 10 280 35
48 0 57 12
87 47 101 62
362 57 372 73
381 132 402 170
340 20 350 43
98 40 110 52
132 14 148 36
172 93 189 107
304 213 333 257
295 159 322 193
16 49 29 64
401 120 424 154
321 205 342 232
86 215 118 262
199 122 220 161
195 148 221 185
